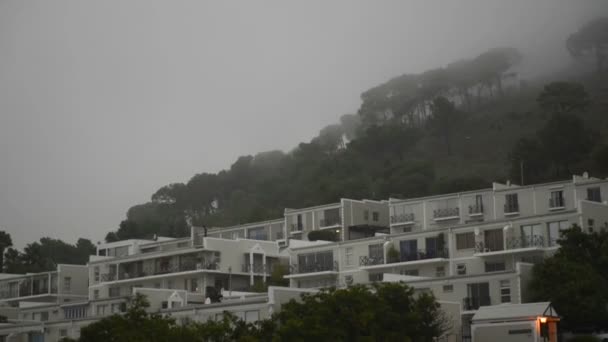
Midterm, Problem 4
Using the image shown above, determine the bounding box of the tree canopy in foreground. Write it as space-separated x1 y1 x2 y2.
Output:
72 283 449 342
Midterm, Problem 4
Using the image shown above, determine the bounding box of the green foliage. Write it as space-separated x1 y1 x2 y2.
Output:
567 17 608 72
272 283 449 342
386 244 399 263
77 283 447 342
537 82 589 115
308 230 339 242
529 225 608 330
4 237 95 274
0 231 12 273
427 97 466 156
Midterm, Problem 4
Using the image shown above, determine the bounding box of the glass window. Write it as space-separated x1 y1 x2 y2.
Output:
505 194 519 213
345 247 354 266
442 284 453 292
363 210 369 220
63 277 71 293
457 264 467 275
247 227 267 241
94 266 100 282
587 187 602 202
483 229 504 251
485 261 506 272
368 244 383 262
549 190 565 208
372 211 379 222
456 232 475 250
93 289 99 299
436 266 445 277
547 220 569 246
500 280 511 303
402 269 419 276
190 278 198 292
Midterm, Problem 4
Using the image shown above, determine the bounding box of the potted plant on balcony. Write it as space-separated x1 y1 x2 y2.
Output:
387 244 400 263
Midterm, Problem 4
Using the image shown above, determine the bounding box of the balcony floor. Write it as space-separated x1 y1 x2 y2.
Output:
360 257 449 271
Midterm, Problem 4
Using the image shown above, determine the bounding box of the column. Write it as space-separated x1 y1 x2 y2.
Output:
249 251 254 286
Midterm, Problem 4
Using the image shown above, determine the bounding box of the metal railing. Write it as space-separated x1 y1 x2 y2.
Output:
549 197 565 208
506 235 545 249
291 223 303 232
463 296 491 311
474 242 504 253
241 263 273 274
468 204 484 215
101 261 220 282
433 208 459 219
396 248 449 262
289 261 339 274
320 217 342 228
359 256 384 266
504 203 519 213
390 213 415 224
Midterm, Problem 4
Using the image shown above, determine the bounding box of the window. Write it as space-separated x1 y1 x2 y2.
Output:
588 219 595 233
442 284 454 293
457 264 467 275
483 229 504 251
436 266 445 277
167 280 174 289
98 249 106 256
504 193 519 213
190 278 198 292
60 329 68 337
363 210 369 220
297 251 334 273
94 266 100 282
247 227 267 241
63 277 71 293
402 269 419 276
345 247 354 266
456 232 475 250
485 261 506 272
96 304 107 316
296 214 303 231
109 287 120 297
547 220 569 246
520 224 542 247
93 289 99 299
111 303 121 313
245 310 260 323
500 280 511 303
368 244 383 263
549 190 565 208
587 187 602 202
372 211 379 222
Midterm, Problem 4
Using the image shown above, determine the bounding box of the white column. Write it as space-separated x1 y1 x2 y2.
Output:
48 273 51 294
262 253 267 283
249 251 254 286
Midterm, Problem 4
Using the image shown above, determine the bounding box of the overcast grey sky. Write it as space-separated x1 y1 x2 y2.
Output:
0 0 606 249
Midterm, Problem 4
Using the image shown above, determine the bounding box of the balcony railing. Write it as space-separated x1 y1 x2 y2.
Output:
276 231 284 240
396 249 449 262
549 197 565 208
101 261 220 282
474 242 504 253
506 235 545 249
289 261 339 274
463 296 491 311
359 256 384 266
390 213 415 224
241 263 273 274
291 223 303 232
433 208 459 219
320 217 342 228
504 204 519 214
468 204 484 215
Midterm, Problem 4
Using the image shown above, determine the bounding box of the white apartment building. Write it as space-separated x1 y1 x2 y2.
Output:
285 198 390 241
285 174 608 339
0 174 606 341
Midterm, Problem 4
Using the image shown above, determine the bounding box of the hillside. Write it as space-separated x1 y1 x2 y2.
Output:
105 48 608 242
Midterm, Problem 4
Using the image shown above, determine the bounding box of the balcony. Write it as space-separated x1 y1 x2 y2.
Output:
396 249 449 262
504 204 519 215
474 242 504 254
463 296 491 311
101 261 220 283
289 261 339 275
433 208 459 221
468 204 484 216
549 197 565 210
506 235 545 249
390 213 415 224
241 263 272 274
319 217 342 228
359 256 384 266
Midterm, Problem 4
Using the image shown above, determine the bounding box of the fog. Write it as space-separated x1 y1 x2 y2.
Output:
0 0 606 248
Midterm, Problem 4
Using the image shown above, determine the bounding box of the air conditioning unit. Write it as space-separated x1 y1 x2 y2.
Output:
344 275 354 286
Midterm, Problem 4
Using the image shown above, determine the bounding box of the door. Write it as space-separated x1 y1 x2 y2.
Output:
425 237 438 258
484 229 504 251
400 240 418 261
466 282 490 310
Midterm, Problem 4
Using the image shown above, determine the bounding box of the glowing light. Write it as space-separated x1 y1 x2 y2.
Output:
539 317 547 323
